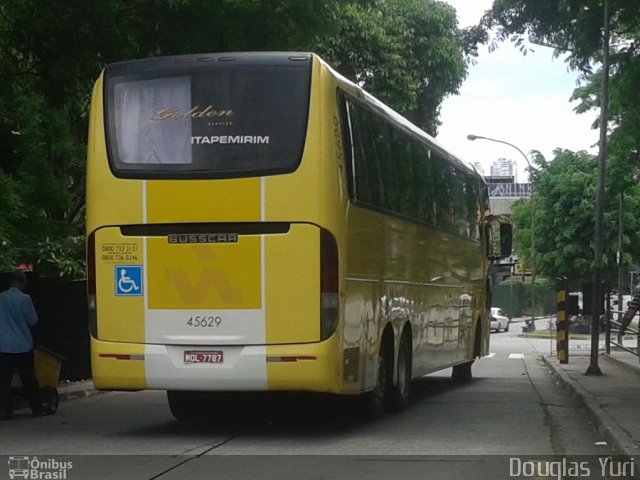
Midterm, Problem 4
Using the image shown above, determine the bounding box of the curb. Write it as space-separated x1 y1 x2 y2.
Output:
542 355 640 475
12 381 98 415
57 380 99 402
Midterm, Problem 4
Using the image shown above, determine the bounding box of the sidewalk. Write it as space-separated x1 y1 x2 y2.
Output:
543 349 640 469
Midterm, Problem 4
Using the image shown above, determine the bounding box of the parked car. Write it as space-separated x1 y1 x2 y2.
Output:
490 307 510 333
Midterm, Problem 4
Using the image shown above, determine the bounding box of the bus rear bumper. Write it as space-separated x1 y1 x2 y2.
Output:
91 336 344 393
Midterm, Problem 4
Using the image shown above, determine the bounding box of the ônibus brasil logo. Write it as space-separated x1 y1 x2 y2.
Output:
7 456 73 480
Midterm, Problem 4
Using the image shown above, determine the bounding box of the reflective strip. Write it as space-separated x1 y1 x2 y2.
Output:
266 356 317 363
99 354 145 361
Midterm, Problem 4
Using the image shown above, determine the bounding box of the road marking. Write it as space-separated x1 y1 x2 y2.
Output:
484 353 496 359
509 353 525 359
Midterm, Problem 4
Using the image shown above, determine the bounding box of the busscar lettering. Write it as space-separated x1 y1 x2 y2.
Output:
168 233 239 244
151 106 234 121
191 136 270 145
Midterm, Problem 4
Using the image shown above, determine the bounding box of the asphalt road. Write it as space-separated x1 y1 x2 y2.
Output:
0 328 617 480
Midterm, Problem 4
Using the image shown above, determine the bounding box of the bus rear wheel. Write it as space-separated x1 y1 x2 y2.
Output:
167 391 200 422
390 332 412 412
362 336 393 419
451 361 473 382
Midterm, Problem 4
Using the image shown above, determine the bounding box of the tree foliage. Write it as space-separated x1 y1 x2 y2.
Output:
511 150 640 289
484 1 640 160
0 0 475 276
318 0 478 135
484 0 640 284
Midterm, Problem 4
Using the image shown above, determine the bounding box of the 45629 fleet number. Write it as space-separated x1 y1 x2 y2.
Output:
186 316 222 328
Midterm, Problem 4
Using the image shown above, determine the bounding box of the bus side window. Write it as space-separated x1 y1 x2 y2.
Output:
347 99 384 208
337 94 357 200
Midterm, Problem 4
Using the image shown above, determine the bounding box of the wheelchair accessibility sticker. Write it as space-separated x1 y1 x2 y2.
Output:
115 265 143 296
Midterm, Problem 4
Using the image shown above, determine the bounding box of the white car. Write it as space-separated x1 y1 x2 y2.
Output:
490 307 510 333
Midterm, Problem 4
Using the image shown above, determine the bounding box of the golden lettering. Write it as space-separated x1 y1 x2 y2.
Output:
151 108 177 120
150 106 234 121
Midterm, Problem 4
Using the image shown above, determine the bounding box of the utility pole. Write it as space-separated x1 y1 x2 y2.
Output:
586 0 611 376
618 193 624 324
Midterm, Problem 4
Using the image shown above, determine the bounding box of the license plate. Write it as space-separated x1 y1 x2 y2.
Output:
184 350 223 364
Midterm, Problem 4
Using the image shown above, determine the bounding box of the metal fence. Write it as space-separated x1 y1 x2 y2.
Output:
524 314 609 358
604 308 639 359
532 306 640 363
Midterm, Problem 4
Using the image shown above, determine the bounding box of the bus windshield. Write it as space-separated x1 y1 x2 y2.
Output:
104 59 311 179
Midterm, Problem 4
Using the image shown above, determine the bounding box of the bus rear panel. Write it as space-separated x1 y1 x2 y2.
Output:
87 53 343 394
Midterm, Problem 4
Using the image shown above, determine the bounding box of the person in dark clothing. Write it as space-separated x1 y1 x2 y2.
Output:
0 270 43 420
619 290 640 337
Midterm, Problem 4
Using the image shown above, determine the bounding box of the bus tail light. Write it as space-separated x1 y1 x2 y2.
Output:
320 229 339 340
87 232 98 338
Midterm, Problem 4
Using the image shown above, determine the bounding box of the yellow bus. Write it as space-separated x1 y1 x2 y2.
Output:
86 52 511 420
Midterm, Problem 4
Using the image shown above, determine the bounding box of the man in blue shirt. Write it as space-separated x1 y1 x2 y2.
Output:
0 270 43 420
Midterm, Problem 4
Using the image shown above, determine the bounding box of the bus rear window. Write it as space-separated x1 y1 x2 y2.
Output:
104 58 311 179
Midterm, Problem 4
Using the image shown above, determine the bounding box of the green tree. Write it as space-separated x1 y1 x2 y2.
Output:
0 0 478 275
483 1 640 68
484 1 640 152
484 0 640 288
318 0 477 135
511 149 640 290
0 0 341 276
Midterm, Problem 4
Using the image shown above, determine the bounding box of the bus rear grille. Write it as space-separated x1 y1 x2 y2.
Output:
342 347 360 382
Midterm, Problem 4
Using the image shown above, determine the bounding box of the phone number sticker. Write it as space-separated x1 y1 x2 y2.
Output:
101 243 140 263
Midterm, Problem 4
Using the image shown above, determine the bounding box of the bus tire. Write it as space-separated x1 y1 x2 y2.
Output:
390 330 412 412
362 332 393 419
167 391 199 422
451 361 473 382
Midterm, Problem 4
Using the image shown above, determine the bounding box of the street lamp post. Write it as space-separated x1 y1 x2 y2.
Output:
467 134 536 323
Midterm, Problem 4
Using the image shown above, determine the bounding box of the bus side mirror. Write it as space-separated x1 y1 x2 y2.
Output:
486 215 512 261
499 223 512 258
